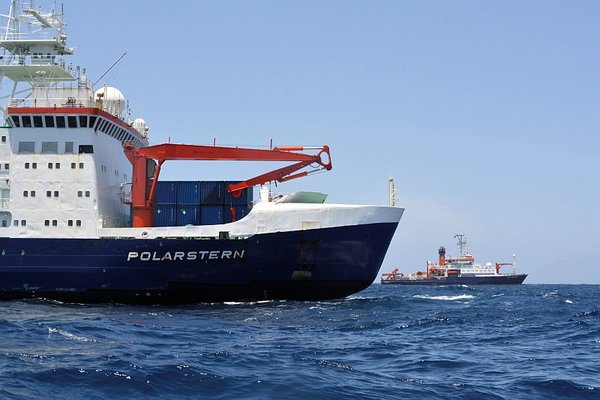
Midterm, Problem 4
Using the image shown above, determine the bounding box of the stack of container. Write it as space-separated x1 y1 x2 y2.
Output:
153 181 253 227
153 181 177 226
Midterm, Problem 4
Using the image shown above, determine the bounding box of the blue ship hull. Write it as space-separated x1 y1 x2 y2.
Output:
0 222 397 304
381 274 527 286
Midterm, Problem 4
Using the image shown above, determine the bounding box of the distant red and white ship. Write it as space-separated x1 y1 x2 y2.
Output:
381 234 527 285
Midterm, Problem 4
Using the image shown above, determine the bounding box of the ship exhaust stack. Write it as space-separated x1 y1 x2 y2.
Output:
438 246 446 266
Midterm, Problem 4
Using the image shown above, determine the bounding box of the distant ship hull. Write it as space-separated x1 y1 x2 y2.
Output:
0 222 397 304
381 273 528 286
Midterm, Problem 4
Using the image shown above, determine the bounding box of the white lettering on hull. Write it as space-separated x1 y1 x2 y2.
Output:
127 250 245 262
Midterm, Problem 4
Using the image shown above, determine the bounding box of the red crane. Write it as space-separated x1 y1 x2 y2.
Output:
123 141 332 228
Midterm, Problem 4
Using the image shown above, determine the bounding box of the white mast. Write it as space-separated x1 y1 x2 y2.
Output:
454 233 470 257
0 0 78 112
388 176 398 207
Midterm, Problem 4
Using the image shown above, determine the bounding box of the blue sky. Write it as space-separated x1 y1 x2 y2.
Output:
59 0 599 283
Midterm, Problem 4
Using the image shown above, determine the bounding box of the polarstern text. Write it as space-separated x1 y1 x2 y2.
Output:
127 250 245 261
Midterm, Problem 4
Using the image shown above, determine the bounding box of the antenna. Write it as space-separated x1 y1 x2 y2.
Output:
388 176 398 207
93 51 127 87
454 233 469 256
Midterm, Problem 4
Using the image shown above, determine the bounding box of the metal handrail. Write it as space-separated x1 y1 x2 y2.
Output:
9 96 95 108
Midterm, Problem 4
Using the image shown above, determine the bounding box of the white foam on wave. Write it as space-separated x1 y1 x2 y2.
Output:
223 300 274 306
413 294 475 301
48 327 96 342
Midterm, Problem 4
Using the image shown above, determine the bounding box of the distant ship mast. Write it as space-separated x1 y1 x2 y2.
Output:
454 233 471 257
388 176 398 207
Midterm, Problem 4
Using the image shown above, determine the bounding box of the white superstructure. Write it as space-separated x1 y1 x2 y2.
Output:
0 1 148 237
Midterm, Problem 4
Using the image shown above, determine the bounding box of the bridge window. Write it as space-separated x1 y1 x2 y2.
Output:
33 116 43 127
89 116 98 128
55 116 65 128
11 116 20 127
22 116 31 127
45 115 55 127
79 116 88 128
98 120 107 132
68 116 77 128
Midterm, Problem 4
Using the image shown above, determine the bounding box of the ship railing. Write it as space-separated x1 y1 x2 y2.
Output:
2 55 62 65
1 31 63 42
9 96 96 109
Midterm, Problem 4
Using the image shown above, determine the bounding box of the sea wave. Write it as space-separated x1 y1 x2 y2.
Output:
47 327 97 343
0 285 598 399
412 294 475 301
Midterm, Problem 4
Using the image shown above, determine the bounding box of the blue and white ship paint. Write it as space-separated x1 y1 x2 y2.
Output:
0 1 403 304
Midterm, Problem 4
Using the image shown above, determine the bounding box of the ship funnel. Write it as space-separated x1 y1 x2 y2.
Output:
438 246 446 266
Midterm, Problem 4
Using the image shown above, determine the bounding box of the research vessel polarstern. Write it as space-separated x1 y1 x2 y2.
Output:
0 1 403 304
381 234 527 285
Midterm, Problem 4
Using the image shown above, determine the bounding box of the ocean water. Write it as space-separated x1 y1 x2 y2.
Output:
0 285 598 400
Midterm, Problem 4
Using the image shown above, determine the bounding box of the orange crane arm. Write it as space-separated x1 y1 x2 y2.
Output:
123 141 332 227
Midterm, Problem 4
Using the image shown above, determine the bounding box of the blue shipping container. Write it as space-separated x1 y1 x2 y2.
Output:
201 205 224 225
177 181 201 205
154 204 177 227
176 205 201 226
223 205 250 223
200 181 226 205
155 181 177 204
